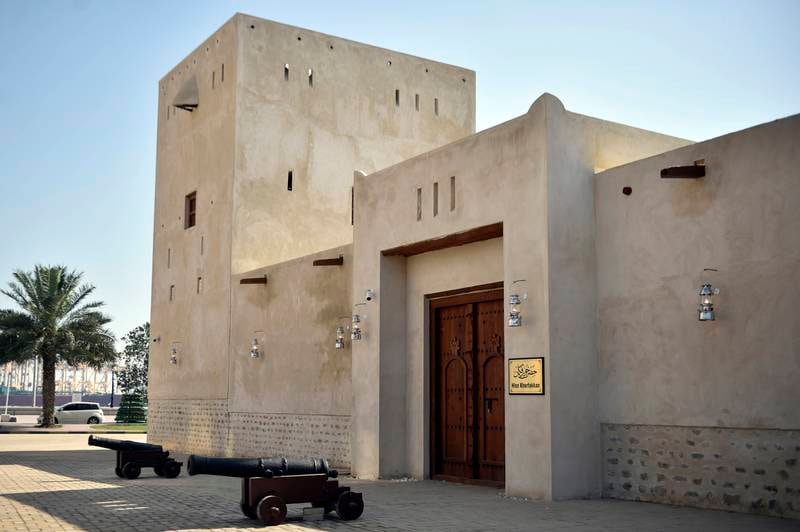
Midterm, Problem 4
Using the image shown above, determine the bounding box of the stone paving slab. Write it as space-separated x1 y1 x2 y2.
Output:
0 434 797 532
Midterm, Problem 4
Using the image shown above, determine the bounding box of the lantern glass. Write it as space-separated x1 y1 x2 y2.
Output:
351 315 362 341
335 326 346 349
508 293 522 327
698 282 719 321
250 338 260 358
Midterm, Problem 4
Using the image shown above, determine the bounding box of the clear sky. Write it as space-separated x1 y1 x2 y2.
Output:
1 0 798 344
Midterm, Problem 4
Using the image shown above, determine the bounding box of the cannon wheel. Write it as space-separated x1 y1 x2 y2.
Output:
121 462 141 480
154 464 164 477
240 502 258 520
256 494 287 526
162 460 181 478
336 491 364 521
114 467 123 478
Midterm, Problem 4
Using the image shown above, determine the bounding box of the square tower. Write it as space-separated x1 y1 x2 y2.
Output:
149 14 475 415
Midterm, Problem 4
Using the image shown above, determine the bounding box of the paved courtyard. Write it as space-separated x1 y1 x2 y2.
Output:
0 434 797 532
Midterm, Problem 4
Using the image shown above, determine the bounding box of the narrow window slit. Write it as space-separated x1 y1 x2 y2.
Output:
284 64 289 80
433 182 439 216
434 98 439 116
212 71 215 89
395 89 400 107
415 94 419 111
350 187 354 226
450 176 456 211
221 63 225 82
167 248 171 268
184 191 197 229
287 170 293 191
308 68 313 87
416 188 422 221
200 236 204 255
196 277 203 294
169 285 175 302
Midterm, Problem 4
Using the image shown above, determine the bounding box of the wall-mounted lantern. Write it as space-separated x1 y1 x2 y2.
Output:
169 344 179 365
335 316 352 349
249 331 265 358
508 279 528 328
250 338 261 358
698 269 720 321
351 303 366 341
335 326 346 349
365 289 375 302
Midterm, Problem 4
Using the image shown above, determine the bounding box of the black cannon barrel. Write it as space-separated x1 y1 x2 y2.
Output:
187 455 337 479
87 435 163 452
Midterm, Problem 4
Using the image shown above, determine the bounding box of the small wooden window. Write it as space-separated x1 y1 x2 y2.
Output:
185 191 197 229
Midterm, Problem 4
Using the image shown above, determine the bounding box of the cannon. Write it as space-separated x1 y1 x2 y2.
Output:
188 454 364 526
88 435 182 479
88 435 163 452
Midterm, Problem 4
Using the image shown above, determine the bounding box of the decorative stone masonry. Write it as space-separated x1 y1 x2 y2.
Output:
602 423 800 519
148 399 230 455
229 413 351 469
148 400 352 469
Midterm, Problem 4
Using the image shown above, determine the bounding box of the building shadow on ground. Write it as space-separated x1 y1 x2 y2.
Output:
0 449 352 531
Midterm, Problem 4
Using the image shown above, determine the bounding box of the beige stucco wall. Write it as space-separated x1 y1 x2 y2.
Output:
352 93 692 499
231 14 476 274
150 17 238 401
228 245 353 418
546 104 691 498
596 114 800 430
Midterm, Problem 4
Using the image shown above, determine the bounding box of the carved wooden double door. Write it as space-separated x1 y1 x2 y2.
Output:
431 288 505 485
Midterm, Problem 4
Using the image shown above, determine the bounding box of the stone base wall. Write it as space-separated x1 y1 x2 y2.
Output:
148 399 229 455
147 400 352 469
603 423 800 519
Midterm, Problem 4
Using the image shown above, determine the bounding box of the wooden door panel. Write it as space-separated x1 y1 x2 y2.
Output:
476 299 505 483
432 290 504 485
435 303 474 479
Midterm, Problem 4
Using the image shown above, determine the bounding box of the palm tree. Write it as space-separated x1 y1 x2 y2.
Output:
0 265 116 426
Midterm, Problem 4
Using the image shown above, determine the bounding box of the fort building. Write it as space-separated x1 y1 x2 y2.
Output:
149 13 800 519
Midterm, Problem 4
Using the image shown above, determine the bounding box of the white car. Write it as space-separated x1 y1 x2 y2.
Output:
38 402 105 425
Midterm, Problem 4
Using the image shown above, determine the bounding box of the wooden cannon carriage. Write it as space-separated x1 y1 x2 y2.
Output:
88 435 182 479
188 455 364 526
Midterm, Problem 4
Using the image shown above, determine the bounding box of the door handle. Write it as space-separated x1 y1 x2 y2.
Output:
484 398 496 413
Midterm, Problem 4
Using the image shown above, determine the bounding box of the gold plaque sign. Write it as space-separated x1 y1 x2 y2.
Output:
508 357 544 395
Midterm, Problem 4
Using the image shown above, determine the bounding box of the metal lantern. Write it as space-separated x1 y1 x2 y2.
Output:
508 293 522 327
169 346 178 365
351 314 362 341
250 338 261 358
335 326 346 349
698 282 720 321
508 279 528 328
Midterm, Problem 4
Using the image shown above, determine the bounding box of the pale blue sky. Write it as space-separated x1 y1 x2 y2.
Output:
1 0 798 343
